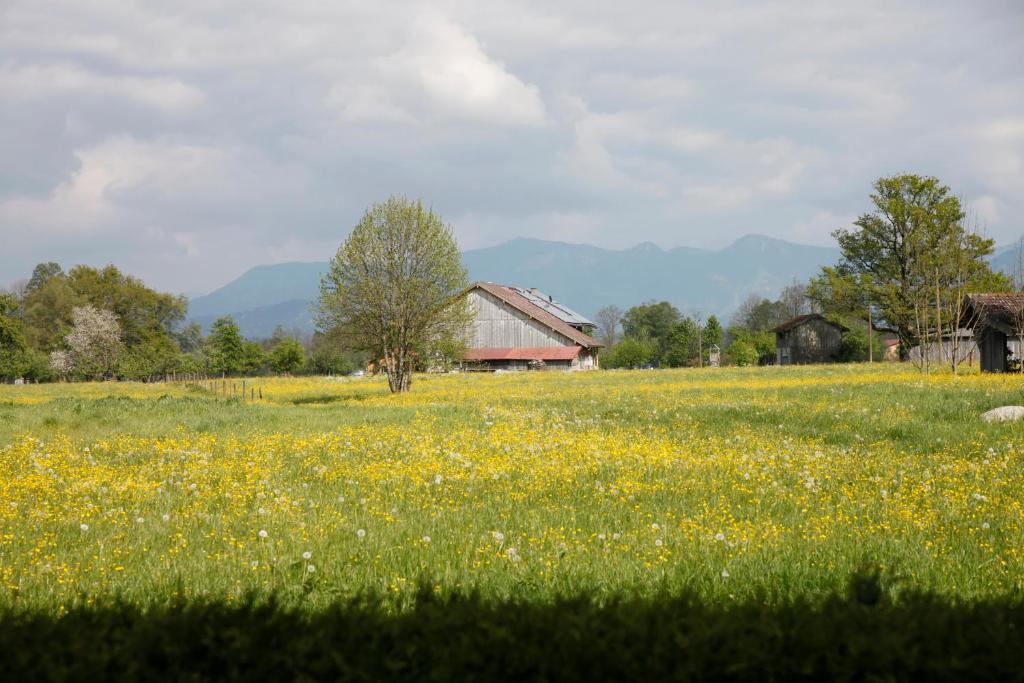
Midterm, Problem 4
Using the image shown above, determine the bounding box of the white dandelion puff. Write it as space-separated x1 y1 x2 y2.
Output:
307 564 316 573
80 523 89 532
356 528 366 539
302 551 312 560
258 529 268 539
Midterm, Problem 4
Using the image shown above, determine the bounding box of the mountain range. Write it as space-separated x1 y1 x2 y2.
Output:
187 234 1023 339
187 234 845 337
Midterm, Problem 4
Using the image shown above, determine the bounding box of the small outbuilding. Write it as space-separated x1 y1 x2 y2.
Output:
964 293 1024 372
773 314 846 365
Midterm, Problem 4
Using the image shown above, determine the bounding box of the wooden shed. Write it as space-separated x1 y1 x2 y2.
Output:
964 293 1024 372
773 314 846 365
463 282 603 371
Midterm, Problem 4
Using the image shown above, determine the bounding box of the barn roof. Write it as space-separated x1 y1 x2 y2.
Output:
772 313 848 334
966 293 1024 330
962 294 1024 323
464 347 583 361
470 282 603 348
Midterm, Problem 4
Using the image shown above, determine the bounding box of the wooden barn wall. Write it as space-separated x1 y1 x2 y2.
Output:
777 319 843 364
467 289 573 349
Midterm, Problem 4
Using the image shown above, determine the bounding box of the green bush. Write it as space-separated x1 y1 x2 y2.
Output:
602 338 656 369
728 340 760 366
1 574 1022 681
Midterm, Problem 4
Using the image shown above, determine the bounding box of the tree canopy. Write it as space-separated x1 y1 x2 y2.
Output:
813 174 1009 359
318 196 470 392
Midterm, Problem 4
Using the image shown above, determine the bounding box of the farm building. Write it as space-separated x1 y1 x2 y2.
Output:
964 293 1024 372
463 282 602 371
908 329 977 366
773 314 846 365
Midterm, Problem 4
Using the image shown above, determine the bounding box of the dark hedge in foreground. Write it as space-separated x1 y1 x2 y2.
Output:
2 575 1023 682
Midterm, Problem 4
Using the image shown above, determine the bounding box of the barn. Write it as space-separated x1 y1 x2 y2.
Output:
463 282 602 371
964 293 1024 372
773 314 846 365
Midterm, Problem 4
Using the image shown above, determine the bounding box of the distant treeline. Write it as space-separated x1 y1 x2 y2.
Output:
0 262 364 382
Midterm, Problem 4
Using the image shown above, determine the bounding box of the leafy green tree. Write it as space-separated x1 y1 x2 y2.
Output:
665 318 699 367
318 196 471 393
0 294 31 380
68 265 186 348
704 315 722 349
22 275 80 352
173 322 203 353
828 174 1005 358
621 301 680 364
728 340 759 366
118 335 183 380
305 329 363 375
209 317 245 374
270 338 305 374
240 341 268 375
727 327 775 364
25 262 63 295
602 338 655 369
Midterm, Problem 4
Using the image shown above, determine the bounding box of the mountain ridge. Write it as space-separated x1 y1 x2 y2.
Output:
188 234 844 337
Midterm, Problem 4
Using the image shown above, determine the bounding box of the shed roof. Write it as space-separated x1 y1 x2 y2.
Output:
470 282 603 348
772 313 848 334
966 293 1024 329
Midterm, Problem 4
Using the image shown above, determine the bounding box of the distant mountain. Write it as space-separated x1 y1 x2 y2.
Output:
461 234 842 322
190 299 315 340
990 240 1023 279
187 262 329 319
187 235 844 337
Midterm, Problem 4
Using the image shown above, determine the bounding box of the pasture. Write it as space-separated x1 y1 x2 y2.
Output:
2 364 1024 613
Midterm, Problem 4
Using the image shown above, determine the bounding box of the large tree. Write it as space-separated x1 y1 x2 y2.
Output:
318 196 470 393
0 293 31 380
209 317 245 375
620 301 680 365
824 174 1006 359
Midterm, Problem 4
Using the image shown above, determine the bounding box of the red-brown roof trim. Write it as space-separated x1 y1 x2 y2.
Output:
464 347 583 361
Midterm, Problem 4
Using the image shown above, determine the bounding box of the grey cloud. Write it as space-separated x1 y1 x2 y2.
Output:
1 0 1022 293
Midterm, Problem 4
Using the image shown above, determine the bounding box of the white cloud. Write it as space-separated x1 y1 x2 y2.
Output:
0 63 203 113
329 13 546 127
2 0 1023 289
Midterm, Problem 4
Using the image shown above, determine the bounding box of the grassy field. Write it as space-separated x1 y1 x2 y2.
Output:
2 364 1024 612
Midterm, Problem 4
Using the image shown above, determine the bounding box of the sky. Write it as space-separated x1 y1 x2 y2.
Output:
1 0 1022 295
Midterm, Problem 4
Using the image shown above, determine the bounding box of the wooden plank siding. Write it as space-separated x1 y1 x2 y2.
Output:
775 316 844 365
467 289 575 349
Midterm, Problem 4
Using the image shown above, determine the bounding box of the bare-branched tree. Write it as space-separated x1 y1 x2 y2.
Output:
594 305 623 347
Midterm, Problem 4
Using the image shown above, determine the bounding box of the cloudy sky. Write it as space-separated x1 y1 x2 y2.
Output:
1 0 1022 294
